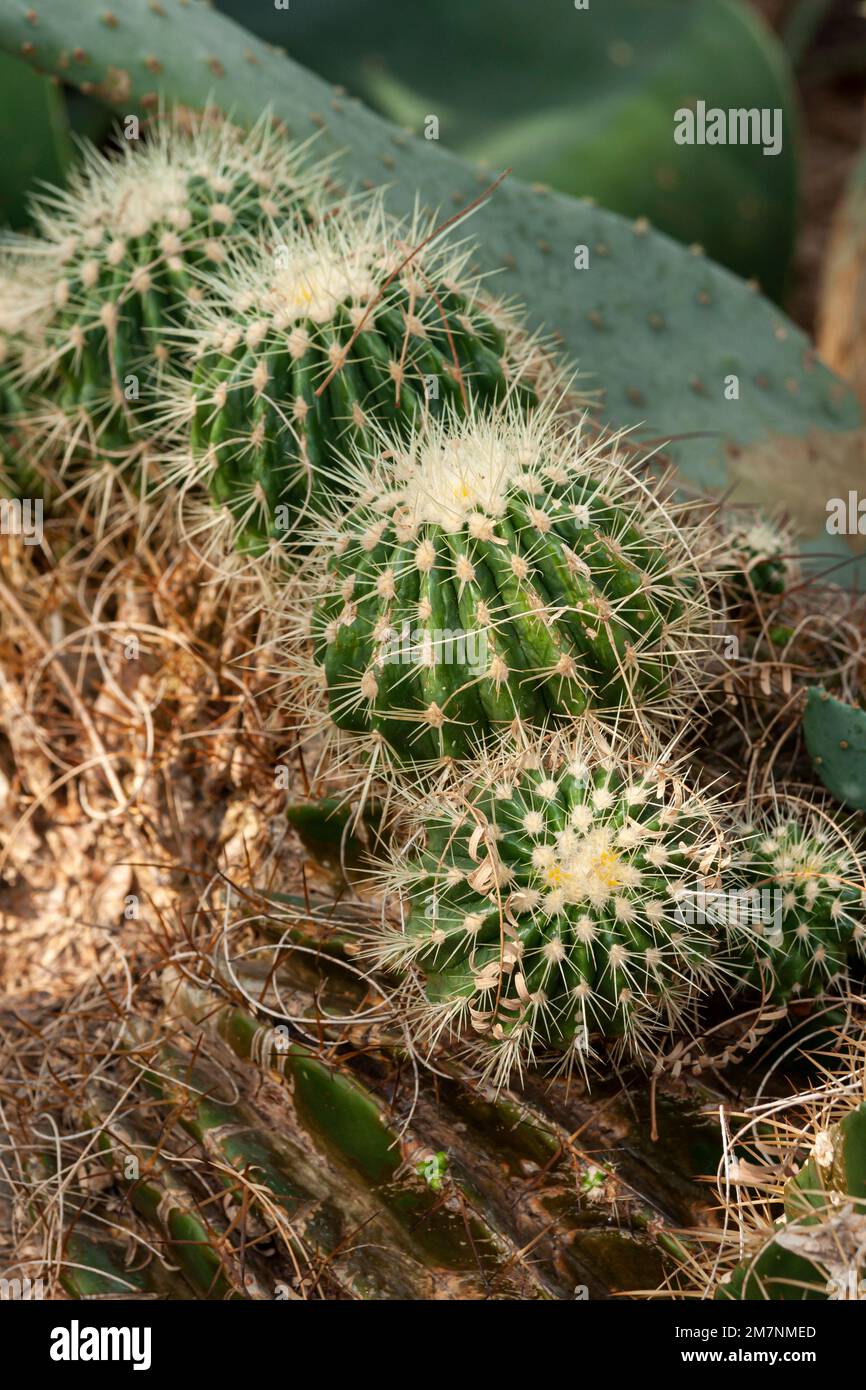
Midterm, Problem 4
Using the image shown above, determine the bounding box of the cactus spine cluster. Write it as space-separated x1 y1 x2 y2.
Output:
171 200 550 557
366 735 733 1084
302 401 717 766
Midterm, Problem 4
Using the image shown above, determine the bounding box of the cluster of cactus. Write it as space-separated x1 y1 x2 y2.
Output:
0 96 853 1084
1 108 327 513
0 86 858 1091
0 106 567 556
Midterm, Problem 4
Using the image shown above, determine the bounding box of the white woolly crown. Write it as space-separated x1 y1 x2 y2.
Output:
173 192 530 365
321 395 688 538
27 107 322 258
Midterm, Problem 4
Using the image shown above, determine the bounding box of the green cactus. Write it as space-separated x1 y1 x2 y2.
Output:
6 107 326 478
87 1087 256 1298
132 1036 497 1296
19 1149 198 1298
60 1226 193 1299
718 511 796 599
785 1102 866 1222
802 687 866 813
364 733 734 1086
286 795 383 876
174 199 549 558
158 967 575 1292
730 807 866 1003
304 402 717 767
0 0 859 566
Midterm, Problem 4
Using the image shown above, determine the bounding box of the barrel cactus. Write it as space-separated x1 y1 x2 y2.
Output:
364 732 736 1086
302 400 718 768
6 107 326 471
731 806 866 1003
717 508 800 600
717 511 796 600
170 198 555 558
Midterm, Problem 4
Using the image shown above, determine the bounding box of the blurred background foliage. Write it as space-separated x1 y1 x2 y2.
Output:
0 53 70 227
214 0 800 301
4 0 866 341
